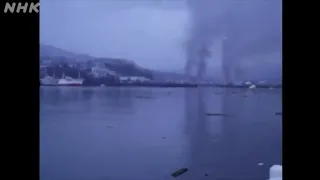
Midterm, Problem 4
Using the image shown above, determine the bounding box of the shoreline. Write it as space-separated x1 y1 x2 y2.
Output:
40 83 282 89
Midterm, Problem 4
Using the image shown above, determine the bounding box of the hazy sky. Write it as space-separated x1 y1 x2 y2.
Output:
40 0 191 71
40 0 282 79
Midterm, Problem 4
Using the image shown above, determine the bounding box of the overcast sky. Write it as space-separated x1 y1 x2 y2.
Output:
40 0 282 80
40 0 192 71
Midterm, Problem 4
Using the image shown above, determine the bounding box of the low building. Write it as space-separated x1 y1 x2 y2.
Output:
90 67 117 77
119 76 151 83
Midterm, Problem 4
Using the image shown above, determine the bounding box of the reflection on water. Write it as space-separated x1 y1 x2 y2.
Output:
184 88 282 179
40 86 282 180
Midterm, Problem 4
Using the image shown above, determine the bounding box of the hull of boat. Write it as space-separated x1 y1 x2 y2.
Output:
58 78 84 86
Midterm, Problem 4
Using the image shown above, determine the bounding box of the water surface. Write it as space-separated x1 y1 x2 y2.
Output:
40 86 282 180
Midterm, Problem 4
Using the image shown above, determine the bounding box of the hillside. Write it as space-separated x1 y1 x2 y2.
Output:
40 44 94 61
40 44 153 79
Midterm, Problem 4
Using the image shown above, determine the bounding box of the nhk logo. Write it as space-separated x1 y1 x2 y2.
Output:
4 2 40 13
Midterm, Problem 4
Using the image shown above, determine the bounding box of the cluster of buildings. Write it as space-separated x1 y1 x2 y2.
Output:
40 59 153 86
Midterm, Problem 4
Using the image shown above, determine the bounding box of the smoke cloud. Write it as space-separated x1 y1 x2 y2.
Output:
185 0 282 84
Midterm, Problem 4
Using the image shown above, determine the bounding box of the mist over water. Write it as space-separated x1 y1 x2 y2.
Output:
185 0 282 83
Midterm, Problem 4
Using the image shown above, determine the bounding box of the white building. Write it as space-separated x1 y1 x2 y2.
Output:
119 76 151 83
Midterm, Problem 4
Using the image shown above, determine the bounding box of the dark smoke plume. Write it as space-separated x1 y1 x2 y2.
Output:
185 0 282 84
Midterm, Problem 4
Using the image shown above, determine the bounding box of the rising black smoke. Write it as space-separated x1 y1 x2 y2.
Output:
185 0 282 84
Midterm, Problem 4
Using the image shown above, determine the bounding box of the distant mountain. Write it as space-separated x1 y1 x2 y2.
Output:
40 44 201 81
40 44 144 67
40 44 153 79
40 44 93 61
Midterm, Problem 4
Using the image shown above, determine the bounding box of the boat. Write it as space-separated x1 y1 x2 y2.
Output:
58 76 84 86
40 69 58 86
40 76 58 86
57 72 84 86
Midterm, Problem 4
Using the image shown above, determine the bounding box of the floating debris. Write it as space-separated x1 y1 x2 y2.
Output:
171 168 188 177
162 137 166 139
204 173 208 176
206 113 229 116
106 125 114 128
258 163 264 166
275 112 282 116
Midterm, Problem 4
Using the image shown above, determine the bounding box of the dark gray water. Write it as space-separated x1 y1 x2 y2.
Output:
40 87 282 180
